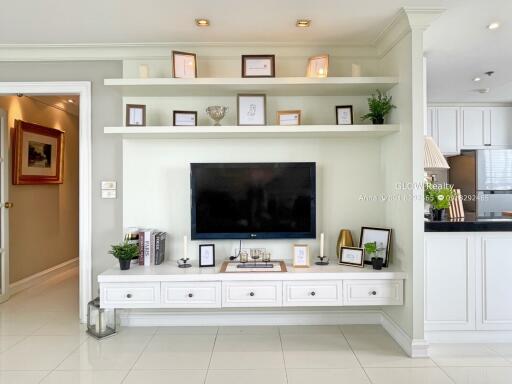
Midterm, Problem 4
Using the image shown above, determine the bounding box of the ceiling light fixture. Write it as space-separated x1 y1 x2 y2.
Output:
487 21 500 30
296 19 311 28
477 88 490 94
195 18 210 27
67 99 74 103
473 77 481 82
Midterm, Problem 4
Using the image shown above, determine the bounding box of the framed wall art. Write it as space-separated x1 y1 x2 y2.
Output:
172 50 197 78
336 105 354 125
12 120 64 185
126 104 146 127
237 94 266 126
277 110 301 126
173 111 198 126
241 55 275 78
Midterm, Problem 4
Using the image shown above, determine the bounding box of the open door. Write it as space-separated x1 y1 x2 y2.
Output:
0 108 10 303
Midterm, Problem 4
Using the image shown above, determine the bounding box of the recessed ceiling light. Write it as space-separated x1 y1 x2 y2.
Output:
195 18 210 27
296 19 311 28
473 77 481 82
487 21 500 30
67 99 74 103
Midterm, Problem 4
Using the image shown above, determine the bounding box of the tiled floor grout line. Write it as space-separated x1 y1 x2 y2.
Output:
338 325 375 384
278 327 290 384
120 326 159 384
203 327 220 384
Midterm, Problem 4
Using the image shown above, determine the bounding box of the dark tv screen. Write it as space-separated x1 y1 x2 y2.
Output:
191 163 316 239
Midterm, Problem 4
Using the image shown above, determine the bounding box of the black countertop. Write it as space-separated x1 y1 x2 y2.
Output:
425 212 512 232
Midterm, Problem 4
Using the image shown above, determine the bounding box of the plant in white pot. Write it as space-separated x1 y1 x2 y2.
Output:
109 241 139 270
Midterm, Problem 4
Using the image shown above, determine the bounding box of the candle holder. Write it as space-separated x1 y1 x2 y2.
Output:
315 255 329 265
177 258 192 268
86 297 117 339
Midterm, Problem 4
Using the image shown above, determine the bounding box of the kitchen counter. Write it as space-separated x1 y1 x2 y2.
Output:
425 212 512 232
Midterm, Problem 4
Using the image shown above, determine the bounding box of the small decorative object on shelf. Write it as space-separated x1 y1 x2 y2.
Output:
336 105 354 125
359 227 392 267
336 229 354 259
277 110 301 126
425 182 455 221
126 104 146 127
306 54 329 78
361 90 396 125
237 94 266 126
241 55 275 78
239 250 249 263
109 241 139 270
199 244 215 267
206 106 228 126
351 63 362 77
293 244 310 268
315 232 329 265
87 297 116 339
371 256 384 270
177 258 192 268
172 50 197 78
339 246 364 268
138 64 149 79
173 110 197 126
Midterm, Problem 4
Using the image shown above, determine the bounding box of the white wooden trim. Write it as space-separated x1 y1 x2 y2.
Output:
9 258 78 295
381 311 429 358
426 330 512 343
0 81 92 323
0 108 8 303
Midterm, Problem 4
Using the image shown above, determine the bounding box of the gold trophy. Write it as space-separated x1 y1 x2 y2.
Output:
336 229 354 259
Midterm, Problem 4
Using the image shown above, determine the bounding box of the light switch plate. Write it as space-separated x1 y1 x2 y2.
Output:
101 189 117 199
101 181 117 190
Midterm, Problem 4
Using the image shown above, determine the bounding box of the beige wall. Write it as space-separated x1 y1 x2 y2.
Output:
0 96 78 283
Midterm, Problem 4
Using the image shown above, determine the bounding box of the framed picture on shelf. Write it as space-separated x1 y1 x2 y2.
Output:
336 105 354 125
339 246 365 268
173 111 198 126
277 110 301 126
292 244 310 268
241 55 275 78
199 244 215 267
172 50 197 78
237 94 266 126
359 227 392 266
126 104 146 127
12 120 64 185
306 54 329 78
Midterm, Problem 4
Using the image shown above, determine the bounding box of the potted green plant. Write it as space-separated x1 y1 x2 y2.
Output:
364 242 383 269
109 241 139 270
361 90 396 124
424 182 455 221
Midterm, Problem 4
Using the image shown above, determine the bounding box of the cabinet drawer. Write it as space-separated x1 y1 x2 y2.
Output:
343 280 403 306
161 282 221 308
283 281 342 306
222 281 282 307
100 282 161 308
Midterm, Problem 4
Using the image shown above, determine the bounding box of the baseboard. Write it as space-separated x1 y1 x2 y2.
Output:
9 257 78 295
426 330 512 343
381 311 429 358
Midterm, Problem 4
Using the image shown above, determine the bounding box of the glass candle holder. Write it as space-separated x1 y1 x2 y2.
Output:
239 251 248 263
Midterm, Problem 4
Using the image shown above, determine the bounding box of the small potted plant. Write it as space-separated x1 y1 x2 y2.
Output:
424 182 455 221
109 241 139 270
362 90 396 124
364 242 382 270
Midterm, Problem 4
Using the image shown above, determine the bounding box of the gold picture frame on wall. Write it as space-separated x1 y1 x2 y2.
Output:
12 120 65 185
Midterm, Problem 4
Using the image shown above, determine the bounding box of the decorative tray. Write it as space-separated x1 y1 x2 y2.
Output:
220 260 287 273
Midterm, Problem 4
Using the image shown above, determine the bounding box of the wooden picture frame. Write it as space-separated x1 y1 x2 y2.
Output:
306 54 329 78
173 111 198 126
277 110 301 126
126 104 146 127
12 120 65 185
336 105 354 125
241 55 275 78
359 227 392 267
292 244 310 268
339 246 365 268
237 94 267 126
199 244 215 267
172 50 197 78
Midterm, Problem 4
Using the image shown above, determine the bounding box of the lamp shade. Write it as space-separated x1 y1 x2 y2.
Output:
424 136 449 169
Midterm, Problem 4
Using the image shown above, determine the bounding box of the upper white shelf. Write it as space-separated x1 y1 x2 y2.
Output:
104 124 400 139
104 76 399 97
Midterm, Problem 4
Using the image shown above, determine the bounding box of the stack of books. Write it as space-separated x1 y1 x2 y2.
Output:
137 229 167 266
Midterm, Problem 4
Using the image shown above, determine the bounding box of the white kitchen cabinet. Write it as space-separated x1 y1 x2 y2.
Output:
476 235 512 330
434 107 460 155
461 107 491 147
424 234 475 331
490 107 512 146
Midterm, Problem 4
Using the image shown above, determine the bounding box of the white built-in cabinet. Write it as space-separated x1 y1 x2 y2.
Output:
425 232 512 332
427 106 512 155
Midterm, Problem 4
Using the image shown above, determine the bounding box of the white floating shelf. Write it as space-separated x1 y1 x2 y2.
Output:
104 76 398 97
104 124 400 139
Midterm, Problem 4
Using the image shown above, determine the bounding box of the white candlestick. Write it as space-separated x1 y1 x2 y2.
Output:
183 235 188 260
138 64 149 79
320 233 324 258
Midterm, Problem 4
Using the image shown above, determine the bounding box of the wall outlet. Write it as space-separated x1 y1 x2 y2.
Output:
101 181 117 190
101 189 117 199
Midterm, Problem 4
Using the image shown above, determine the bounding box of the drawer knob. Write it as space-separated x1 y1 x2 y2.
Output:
188 293 194 298
126 293 132 298
249 292 255 297
310 291 316 296
370 290 377 296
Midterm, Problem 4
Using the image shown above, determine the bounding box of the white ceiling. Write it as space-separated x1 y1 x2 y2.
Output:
0 0 509 102
28 95 80 116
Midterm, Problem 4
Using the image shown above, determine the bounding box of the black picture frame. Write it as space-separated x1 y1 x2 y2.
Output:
173 110 198 126
336 105 354 125
359 227 392 267
241 55 275 78
126 104 146 127
339 246 365 268
199 244 215 267
172 50 197 78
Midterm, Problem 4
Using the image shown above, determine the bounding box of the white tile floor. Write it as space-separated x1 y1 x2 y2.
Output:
1 270 512 383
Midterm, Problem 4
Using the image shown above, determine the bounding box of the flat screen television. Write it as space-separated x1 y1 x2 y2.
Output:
191 162 316 239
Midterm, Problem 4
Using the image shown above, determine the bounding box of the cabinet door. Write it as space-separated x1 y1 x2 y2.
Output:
490 107 512 146
476 235 512 330
461 107 491 147
424 234 475 331
436 107 459 155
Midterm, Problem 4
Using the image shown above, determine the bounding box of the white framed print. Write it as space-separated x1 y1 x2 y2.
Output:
173 111 197 126
237 94 266 126
292 244 310 268
339 246 364 268
242 55 275 78
277 110 301 126
172 50 197 78
336 105 353 125
199 244 215 267
126 104 146 127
